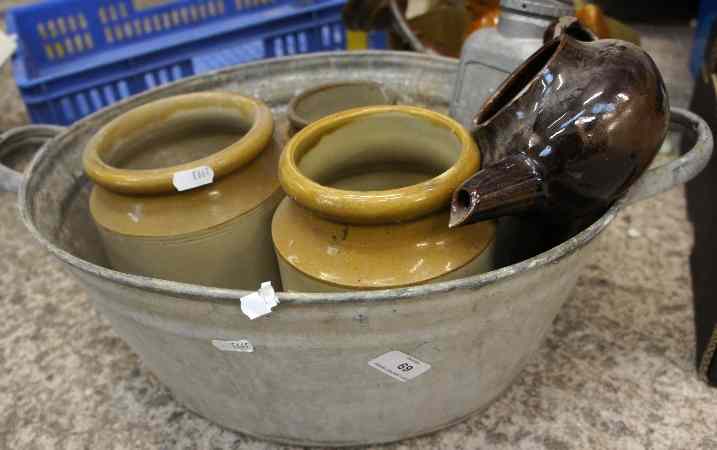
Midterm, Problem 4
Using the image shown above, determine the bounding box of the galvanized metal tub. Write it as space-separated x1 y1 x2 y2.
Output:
0 52 711 447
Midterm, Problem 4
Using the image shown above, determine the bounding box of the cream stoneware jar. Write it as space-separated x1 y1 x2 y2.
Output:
83 92 282 289
272 105 496 292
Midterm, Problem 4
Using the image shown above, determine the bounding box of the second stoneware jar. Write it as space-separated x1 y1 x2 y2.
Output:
83 92 283 289
272 105 496 292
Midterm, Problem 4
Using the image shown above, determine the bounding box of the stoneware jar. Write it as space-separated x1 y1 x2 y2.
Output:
83 92 283 289
272 105 496 292
287 81 396 134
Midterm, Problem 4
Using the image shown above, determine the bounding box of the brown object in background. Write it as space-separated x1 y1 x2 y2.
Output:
342 0 472 56
406 3 471 57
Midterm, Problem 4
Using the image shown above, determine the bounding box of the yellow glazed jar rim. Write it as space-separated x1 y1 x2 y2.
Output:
83 92 274 195
278 105 481 224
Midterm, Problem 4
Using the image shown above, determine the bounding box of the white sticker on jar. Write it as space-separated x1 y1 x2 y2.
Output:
368 351 431 382
212 339 254 353
172 165 214 191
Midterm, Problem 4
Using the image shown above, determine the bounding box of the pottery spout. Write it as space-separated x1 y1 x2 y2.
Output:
450 154 546 227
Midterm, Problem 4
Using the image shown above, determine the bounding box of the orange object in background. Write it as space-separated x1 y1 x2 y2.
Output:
466 0 500 34
463 0 640 46
575 3 609 37
399 0 640 57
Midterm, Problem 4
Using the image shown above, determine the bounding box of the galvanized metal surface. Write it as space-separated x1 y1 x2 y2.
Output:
0 52 712 447
500 0 573 19
450 27 543 129
497 0 573 38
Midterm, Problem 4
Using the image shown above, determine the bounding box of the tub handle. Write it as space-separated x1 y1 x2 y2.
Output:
0 125 64 194
625 107 714 205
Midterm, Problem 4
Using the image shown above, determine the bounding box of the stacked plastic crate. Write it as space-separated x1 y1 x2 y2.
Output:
5 0 387 124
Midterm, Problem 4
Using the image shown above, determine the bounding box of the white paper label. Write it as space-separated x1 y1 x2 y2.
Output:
172 165 214 191
212 339 254 353
0 31 17 68
240 281 279 320
368 351 431 382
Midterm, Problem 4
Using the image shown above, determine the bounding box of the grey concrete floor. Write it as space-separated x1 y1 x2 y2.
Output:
1 10 716 450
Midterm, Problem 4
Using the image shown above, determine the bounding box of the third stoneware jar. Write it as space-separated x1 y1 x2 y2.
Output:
83 92 282 289
272 105 496 292
287 81 397 134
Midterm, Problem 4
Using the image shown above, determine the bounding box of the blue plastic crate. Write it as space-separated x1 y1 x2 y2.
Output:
690 0 717 78
5 0 387 125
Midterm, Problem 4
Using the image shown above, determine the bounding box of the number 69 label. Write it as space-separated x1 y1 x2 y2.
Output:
368 351 431 382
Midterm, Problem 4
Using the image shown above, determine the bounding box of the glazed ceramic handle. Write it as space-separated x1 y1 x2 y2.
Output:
0 125 64 193
624 108 713 205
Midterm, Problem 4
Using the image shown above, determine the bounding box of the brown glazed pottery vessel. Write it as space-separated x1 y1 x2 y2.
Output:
449 32 669 227
83 92 283 289
273 105 496 292
287 81 397 133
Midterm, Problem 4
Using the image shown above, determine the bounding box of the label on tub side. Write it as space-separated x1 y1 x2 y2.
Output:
212 339 254 353
368 351 431 382
172 165 214 191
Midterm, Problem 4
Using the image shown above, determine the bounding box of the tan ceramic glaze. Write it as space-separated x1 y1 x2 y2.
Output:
84 92 282 289
287 81 397 133
273 106 495 292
